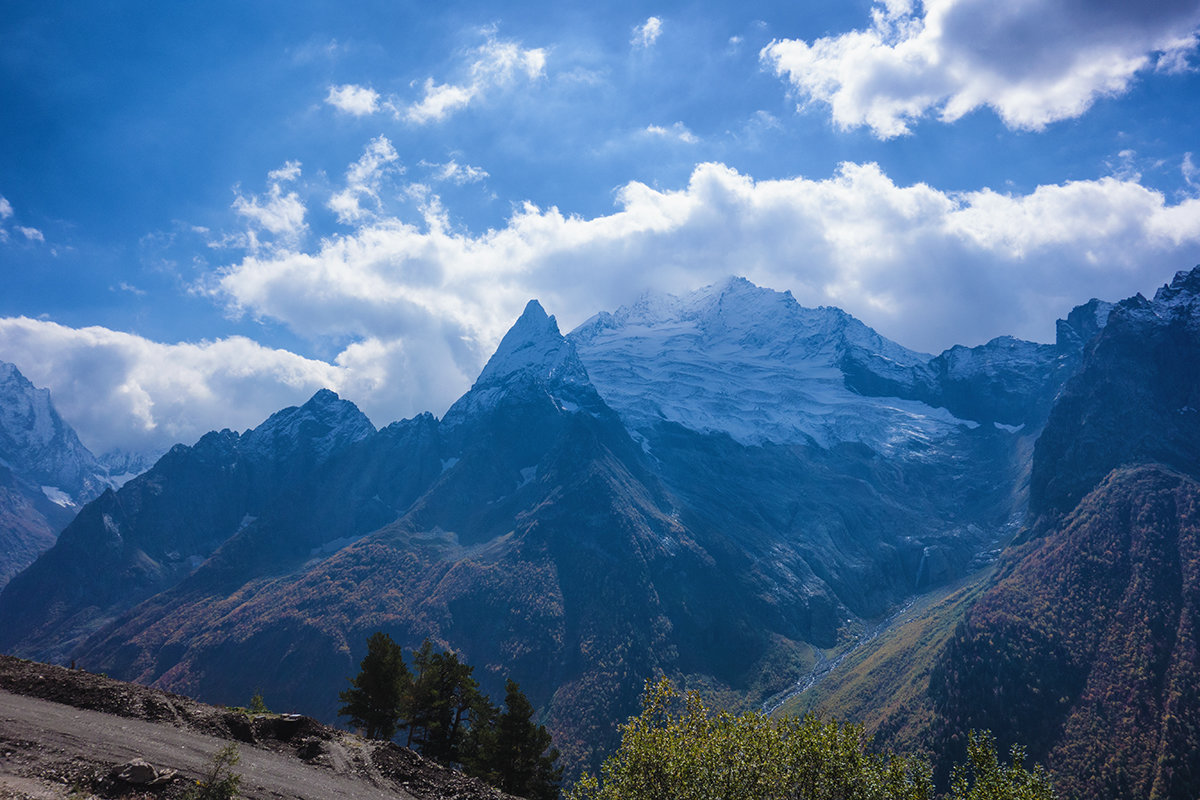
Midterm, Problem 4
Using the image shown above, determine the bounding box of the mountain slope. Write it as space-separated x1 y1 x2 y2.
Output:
0 389 380 660
929 465 1200 799
1032 269 1200 518
67 302 698 769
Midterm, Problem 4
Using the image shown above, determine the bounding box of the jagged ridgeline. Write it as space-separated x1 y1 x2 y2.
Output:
2 269 1199 797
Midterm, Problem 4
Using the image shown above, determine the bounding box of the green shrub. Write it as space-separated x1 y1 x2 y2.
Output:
183 743 242 800
568 678 1055 800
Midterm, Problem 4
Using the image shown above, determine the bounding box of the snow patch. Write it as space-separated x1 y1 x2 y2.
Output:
40 486 74 507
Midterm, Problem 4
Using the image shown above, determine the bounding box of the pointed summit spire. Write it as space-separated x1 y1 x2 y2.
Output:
440 299 602 431
474 299 585 387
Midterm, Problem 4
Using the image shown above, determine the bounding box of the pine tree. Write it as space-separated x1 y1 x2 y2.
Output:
467 679 562 800
406 640 485 763
338 631 411 740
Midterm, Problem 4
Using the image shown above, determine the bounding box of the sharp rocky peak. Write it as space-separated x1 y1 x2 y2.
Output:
440 300 604 432
472 299 589 389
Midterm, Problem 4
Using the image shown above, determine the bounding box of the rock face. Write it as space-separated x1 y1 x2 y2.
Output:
7 270 1194 782
0 361 108 503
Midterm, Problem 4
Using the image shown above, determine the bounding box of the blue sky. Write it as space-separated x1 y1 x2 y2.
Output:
2 0 1200 455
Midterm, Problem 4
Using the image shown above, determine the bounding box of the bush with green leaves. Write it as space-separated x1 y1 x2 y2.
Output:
183 743 242 800
568 678 1056 800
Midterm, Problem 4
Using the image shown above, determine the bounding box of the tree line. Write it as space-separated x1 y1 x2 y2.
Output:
338 631 562 800
341 634 1055 800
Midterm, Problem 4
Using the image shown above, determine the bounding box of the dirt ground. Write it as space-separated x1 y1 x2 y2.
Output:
0 655 514 800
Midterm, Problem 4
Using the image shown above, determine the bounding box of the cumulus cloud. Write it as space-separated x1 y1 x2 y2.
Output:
8 159 1200 456
327 136 402 224
0 196 12 220
17 226 44 242
403 34 546 124
762 0 1200 137
632 17 663 49
325 83 382 116
208 159 1200 432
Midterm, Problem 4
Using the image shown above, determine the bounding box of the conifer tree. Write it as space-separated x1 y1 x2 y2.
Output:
338 631 411 740
467 679 562 800
406 639 485 763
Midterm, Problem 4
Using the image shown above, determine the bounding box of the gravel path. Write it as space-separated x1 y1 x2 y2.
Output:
0 688 413 800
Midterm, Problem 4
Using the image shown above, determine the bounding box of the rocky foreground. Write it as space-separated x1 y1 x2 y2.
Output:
0 654 515 800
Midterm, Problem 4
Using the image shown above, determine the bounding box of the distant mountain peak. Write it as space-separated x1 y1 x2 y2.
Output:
241 389 375 464
441 300 602 432
1153 264 1200 310
0 359 107 504
570 279 971 450
473 299 588 389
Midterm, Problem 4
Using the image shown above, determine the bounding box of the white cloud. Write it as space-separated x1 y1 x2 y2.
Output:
1185 153 1200 189
208 160 1200 430
268 161 302 183
762 0 1200 137
327 136 402 224
0 195 46 245
232 164 308 247
421 159 489 185
644 122 699 144
403 35 546 124
632 17 663 49
0 318 345 455
113 281 147 297
325 84 382 116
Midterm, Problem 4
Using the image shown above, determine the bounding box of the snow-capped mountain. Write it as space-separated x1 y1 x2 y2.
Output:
240 387 376 466
442 300 604 431
0 361 121 587
0 361 109 506
570 277 1065 451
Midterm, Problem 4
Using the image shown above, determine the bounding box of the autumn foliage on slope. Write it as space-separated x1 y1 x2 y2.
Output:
929 465 1200 799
